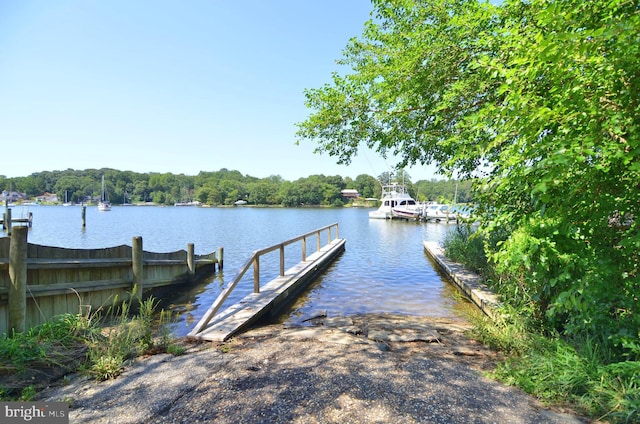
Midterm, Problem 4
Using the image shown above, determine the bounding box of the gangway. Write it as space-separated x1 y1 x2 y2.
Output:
188 223 345 342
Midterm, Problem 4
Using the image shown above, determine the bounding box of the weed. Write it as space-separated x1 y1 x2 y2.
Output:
89 355 124 381
20 385 36 401
444 227 640 423
1 293 188 399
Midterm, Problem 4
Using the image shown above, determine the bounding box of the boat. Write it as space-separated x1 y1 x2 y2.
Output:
62 190 73 206
98 176 111 211
368 183 421 220
423 203 446 221
174 200 201 207
174 186 200 206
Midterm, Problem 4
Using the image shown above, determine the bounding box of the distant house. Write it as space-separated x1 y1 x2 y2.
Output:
0 190 27 203
340 189 360 199
37 192 59 203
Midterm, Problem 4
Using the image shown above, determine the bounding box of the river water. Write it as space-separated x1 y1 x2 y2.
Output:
9 205 467 335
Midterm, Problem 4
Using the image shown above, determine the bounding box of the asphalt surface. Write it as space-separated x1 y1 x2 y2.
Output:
36 314 588 424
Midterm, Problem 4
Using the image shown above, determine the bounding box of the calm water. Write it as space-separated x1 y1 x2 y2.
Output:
8 205 466 335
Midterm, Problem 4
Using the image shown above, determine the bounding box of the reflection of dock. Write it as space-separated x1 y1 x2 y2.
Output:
189 223 345 342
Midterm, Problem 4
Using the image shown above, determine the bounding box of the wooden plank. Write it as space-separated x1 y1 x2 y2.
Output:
27 279 132 297
25 259 133 269
192 239 345 342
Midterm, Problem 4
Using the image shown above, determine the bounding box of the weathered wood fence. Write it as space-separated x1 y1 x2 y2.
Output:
0 226 222 334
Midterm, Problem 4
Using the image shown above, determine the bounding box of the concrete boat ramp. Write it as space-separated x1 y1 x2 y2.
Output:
188 224 345 342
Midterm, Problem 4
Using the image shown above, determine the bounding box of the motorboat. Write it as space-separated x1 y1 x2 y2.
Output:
424 203 473 222
368 183 421 220
423 204 447 221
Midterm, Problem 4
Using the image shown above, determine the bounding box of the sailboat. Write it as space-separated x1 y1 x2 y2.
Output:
98 176 111 211
62 190 73 206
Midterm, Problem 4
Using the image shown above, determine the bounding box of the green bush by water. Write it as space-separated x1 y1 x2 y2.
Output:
445 227 640 423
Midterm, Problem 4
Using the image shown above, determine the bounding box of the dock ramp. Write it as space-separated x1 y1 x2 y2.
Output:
188 223 345 342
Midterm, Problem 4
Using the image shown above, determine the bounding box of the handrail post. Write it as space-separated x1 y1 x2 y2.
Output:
8 226 28 334
302 237 307 261
316 231 321 252
253 256 260 293
279 245 285 276
335 223 339 240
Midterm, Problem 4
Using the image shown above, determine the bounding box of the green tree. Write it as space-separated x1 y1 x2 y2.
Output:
296 0 640 356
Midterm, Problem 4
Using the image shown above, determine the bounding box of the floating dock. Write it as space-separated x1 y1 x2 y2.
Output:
189 223 345 342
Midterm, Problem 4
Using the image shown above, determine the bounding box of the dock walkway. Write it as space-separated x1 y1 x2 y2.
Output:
189 223 345 342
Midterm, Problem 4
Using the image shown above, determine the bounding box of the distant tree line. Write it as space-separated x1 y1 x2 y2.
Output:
0 168 472 207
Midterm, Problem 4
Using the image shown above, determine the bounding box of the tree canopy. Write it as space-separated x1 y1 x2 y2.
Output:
1 168 472 208
297 0 639 357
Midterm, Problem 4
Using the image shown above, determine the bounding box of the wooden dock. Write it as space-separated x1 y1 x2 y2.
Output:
1 211 33 230
423 241 499 319
189 223 345 342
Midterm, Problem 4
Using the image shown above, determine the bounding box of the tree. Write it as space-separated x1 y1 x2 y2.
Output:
296 0 640 355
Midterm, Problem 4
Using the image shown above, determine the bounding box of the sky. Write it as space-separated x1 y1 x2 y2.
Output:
0 0 441 182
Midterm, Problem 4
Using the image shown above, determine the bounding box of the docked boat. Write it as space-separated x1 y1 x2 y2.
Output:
424 203 473 222
423 203 449 221
98 176 111 211
368 183 421 220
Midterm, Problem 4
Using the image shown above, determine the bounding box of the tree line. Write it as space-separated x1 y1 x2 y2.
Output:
0 168 472 207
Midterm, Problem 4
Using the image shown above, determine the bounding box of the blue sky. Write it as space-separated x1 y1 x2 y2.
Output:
0 0 440 182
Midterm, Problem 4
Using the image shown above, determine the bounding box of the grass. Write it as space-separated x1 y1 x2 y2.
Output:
0 295 186 400
445 227 640 423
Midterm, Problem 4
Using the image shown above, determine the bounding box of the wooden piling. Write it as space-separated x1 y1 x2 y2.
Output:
217 247 224 269
132 236 143 301
5 208 11 235
187 243 195 276
8 226 28 334
81 205 86 227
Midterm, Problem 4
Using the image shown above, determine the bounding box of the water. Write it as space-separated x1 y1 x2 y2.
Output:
7 205 467 335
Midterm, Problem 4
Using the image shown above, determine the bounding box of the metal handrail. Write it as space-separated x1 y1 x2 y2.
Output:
188 223 339 336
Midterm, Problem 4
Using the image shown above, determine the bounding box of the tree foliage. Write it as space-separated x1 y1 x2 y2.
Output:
1 168 466 208
297 0 639 357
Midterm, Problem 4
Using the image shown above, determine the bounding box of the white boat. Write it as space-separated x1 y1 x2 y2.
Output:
98 176 111 211
368 183 421 220
424 203 456 221
174 201 201 207
62 190 73 206
174 186 200 206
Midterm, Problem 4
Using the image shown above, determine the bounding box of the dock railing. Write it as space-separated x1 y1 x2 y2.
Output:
189 222 340 336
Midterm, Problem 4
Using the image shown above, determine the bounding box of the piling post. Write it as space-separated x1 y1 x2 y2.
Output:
8 226 28 334
5 208 11 235
132 236 143 302
217 247 224 269
187 243 195 276
81 205 86 227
